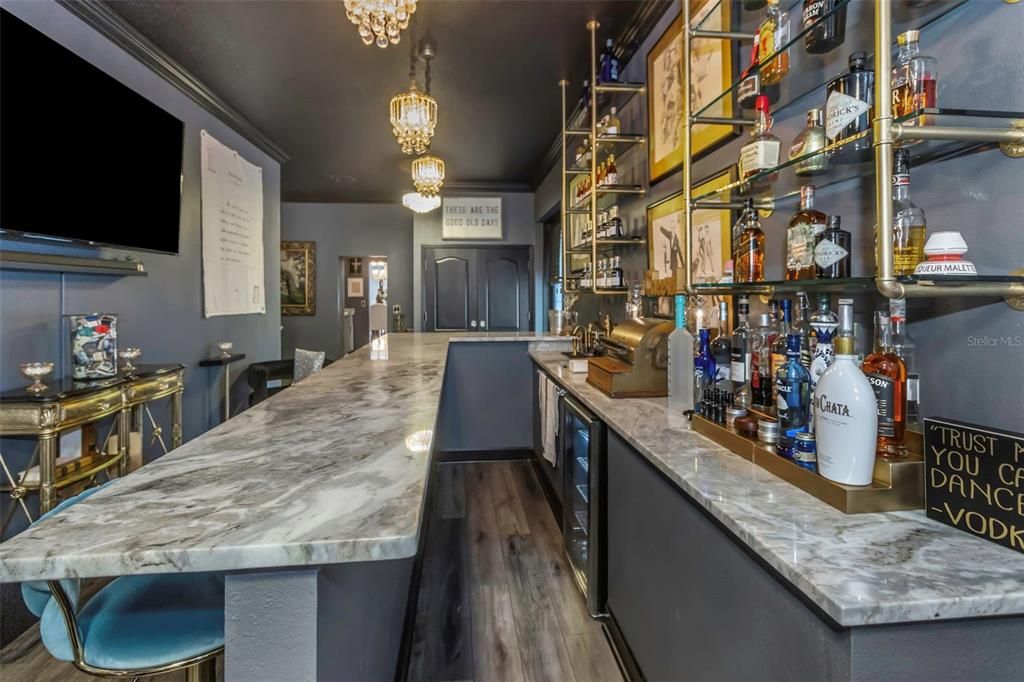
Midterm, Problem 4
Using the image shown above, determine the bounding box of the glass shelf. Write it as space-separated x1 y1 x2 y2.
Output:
576 483 589 503
568 238 646 254
690 107 1024 205
576 455 588 472
565 81 645 129
690 274 1024 296
691 0 970 122
572 184 645 211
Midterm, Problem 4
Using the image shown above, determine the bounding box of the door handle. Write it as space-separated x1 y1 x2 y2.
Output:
479 320 487 329
470 320 477 328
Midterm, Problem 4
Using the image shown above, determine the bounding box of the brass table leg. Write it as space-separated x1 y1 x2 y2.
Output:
172 388 183 449
118 407 131 477
39 434 58 514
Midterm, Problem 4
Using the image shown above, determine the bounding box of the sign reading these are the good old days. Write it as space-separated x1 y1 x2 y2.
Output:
925 417 1024 554
442 197 502 240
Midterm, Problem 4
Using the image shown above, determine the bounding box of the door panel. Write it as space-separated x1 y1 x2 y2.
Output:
423 246 531 332
424 248 478 332
479 248 530 332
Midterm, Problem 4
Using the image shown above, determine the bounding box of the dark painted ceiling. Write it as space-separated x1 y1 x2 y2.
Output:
104 0 655 203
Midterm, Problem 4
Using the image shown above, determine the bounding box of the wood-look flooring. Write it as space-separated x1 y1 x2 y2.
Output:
407 460 622 682
1 461 618 682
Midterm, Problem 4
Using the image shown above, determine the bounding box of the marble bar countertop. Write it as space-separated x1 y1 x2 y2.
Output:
0 333 567 582
531 351 1024 627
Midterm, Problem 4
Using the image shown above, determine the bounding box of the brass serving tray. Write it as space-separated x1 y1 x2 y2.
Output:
692 415 924 514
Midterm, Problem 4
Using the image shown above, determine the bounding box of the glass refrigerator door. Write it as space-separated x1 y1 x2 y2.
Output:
564 406 590 593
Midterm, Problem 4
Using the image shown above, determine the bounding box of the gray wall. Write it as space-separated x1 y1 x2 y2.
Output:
280 202 413 357
537 2 1024 433
413 191 543 331
0 0 282 645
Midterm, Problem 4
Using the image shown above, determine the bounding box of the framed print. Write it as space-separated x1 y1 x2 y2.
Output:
280 241 316 316
690 166 736 285
348 257 363 275
646 191 686 293
647 15 684 185
346 276 364 299
689 0 740 159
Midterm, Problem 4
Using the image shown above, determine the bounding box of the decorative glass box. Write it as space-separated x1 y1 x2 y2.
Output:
67 313 118 379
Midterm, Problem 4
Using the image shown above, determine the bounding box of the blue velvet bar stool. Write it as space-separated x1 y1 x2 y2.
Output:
21 485 224 681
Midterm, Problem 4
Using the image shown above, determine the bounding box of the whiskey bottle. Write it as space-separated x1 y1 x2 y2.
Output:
803 0 847 55
889 298 920 431
892 148 927 275
814 298 877 485
738 43 781 109
668 294 696 412
606 256 624 288
862 311 907 458
814 215 851 279
605 107 622 135
730 296 753 407
734 199 766 283
605 153 618 185
604 206 623 238
786 185 827 280
790 109 828 176
739 95 781 189
775 333 812 434
711 301 732 382
757 0 790 86
770 298 793 402
892 30 937 128
826 52 874 164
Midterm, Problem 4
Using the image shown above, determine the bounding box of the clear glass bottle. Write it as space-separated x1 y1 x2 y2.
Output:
826 52 875 163
757 0 790 86
862 311 907 458
803 0 847 55
731 296 753 407
694 328 717 413
776 333 812 433
750 313 775 409
892 148 927 276
786 185 828 280
668 294 696 412
814 215 851 279
792 292 813 368
605 107 621 135
892 30 938 128
770 298 794 402
711 300 732 382
734 199 766 283
790 109 829 176
889 298 920 431
739 95 781 189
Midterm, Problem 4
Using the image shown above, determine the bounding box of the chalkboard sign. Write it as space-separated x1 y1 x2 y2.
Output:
924 417 1024 554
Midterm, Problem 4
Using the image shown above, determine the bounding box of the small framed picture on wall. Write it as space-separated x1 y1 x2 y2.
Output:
280 241 316 316
346 276 364 299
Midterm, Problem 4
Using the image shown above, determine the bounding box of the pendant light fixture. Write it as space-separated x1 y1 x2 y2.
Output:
344 0 417 48
402 191 441 213
390 44 437 155
411 155 445 198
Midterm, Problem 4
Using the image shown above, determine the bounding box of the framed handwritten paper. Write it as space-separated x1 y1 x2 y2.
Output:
442 197 502 240
925 417 1024 554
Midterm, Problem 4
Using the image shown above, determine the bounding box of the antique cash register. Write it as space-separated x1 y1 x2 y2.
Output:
587 317 672 398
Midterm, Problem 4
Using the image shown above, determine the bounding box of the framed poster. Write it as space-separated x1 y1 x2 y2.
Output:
646 191 686 286
647 15 685 185
689 0 740 160
280 241 316 316
690 166 736 286
346 276 364 299
442 197 503 240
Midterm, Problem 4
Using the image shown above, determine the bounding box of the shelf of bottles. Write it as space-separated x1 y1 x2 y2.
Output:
681 0 1024 304
559 20 649 298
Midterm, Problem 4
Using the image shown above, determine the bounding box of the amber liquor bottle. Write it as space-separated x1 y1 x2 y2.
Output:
861 311 906 458
734 199 766 283
786 185 827 280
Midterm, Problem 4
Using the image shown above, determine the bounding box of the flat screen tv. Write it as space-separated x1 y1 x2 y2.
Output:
1 9 185 254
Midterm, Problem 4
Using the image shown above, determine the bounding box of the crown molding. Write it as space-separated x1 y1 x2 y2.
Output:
56 0 290 163
443 181 533 194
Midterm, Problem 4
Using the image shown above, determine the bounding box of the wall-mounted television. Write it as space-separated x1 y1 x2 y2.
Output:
0 9 185 255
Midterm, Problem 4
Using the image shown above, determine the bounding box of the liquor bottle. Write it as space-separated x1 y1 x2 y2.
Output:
750 313 775 409
694 328 717 413
731 296 753 407
711 301 732 382
786 185 827 280
757 0 790 86
599 38 619 84
770 299 793 400
739 95 781 189
814 298 877 485
814 215 851 279
892 148 927 275
803 0 847 55
807 301 835 434
605 153 618 185
668 294 696 412
889 298 920 431
862 311 907 458
825 52 875 164
732 199 754 269
808 292 838 357
605 107 622 135
604 206 623 237
733 199 766 283
606 256 624 288
792 292 813 368
738 43 781 110
790 109 828 176
775 333 812 433
892 30 938 128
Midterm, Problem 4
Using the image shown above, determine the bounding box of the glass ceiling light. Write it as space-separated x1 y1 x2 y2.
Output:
402 191 441 213
390 83 436 155
344 0 416 48
411 155 445 198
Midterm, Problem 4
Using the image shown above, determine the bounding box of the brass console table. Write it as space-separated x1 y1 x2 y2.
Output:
0 365 184 530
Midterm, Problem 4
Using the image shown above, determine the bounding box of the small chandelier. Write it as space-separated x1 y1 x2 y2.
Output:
344 0 417 48
411 155 445 198
390 84 436 155
402 191 441 213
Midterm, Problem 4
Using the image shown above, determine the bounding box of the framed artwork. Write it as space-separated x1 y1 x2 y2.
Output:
646 191 686 288
647 0 739 185
346 276 364 299
348 257 363 275
690 166 736 285
280 241 316 316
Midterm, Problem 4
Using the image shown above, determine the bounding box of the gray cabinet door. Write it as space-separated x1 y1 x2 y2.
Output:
424 248 477 331
479 248 530 332
423 246 531 332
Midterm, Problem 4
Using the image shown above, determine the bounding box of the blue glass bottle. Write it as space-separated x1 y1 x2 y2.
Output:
694 328 716 414
775 333 811 434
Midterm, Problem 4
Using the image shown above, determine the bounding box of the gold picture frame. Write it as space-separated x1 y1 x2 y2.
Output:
280 241 316 316
647 0 738 185
691 166 737 333
645 191 686 294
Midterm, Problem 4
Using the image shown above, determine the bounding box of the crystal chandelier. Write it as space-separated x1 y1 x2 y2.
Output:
411 155 445 198
402 191 441 213
390 84 436 155
344 0 417 48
